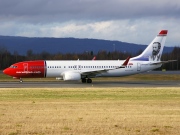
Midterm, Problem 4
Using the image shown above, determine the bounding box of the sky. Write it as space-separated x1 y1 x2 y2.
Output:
0 0 180 47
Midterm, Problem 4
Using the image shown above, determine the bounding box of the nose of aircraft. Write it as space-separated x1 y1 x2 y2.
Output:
3 68 9 75
3 67 17 77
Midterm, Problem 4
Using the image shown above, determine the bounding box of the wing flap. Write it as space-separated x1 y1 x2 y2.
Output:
81 68 111 75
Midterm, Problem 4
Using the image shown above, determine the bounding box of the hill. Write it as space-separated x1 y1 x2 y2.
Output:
0 36 174 55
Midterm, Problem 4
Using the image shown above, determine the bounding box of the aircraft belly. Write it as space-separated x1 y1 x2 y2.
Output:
46 69 61 77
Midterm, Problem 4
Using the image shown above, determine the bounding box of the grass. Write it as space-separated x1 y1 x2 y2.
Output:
0 87 180 135
0 88 179 101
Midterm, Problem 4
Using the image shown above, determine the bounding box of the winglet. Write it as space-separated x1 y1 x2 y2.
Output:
119 57 130 68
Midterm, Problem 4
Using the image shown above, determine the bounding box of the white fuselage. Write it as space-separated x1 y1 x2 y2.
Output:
46 60 161 78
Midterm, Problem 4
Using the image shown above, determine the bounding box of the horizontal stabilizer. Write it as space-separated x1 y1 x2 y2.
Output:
150 60 177 65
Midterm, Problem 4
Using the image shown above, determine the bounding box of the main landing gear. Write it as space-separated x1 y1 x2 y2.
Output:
81 78 92 83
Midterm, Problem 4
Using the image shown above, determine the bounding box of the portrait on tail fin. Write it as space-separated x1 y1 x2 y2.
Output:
149 42 161 61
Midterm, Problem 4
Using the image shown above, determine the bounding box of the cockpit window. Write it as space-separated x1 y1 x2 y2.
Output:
10 65 18 68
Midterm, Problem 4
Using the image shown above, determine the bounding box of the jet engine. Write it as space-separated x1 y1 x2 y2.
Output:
63 72 81 81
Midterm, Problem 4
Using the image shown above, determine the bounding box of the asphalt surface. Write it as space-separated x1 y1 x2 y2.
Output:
0 70 180 88
0 81 179 88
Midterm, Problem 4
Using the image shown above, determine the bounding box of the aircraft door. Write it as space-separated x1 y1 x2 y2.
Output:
73 65 81 70
137 63 141 71
74 65 81 70
74 65 77 70
23 63 28 72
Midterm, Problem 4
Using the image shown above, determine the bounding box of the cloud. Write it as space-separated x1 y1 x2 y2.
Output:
0 0 179 47
1 18 179 47
0 0 180 23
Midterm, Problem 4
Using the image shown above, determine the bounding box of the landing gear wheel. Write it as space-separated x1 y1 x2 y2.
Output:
87 78 92 83
82 78 86 83
19 78 23 83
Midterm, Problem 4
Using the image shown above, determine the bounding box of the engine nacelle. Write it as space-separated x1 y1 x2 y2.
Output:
63 72 81 81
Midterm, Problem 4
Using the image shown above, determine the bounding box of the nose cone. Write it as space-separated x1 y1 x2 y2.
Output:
3 67 17 77
3 69 7 74
3 68 10 76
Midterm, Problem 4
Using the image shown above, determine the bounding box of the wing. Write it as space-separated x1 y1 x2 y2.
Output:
81 57 130 76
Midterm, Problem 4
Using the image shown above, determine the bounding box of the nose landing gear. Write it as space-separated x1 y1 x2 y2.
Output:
13 77 23 83
19 78 23 83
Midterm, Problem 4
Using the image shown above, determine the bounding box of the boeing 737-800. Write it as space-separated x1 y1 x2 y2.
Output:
3 30 175 83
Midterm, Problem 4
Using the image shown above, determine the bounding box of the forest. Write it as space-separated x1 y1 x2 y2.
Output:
0 46 179 70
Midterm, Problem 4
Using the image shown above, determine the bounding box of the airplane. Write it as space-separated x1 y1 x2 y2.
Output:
3 30 176 83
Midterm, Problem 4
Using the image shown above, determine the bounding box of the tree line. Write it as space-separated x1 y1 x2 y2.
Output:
0 46 179 70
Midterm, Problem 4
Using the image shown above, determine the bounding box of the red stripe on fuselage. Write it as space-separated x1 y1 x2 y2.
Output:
3 60 45 78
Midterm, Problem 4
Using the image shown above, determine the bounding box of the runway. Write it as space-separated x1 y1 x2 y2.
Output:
0 81 179 88
0 71 180 88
